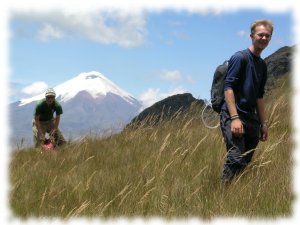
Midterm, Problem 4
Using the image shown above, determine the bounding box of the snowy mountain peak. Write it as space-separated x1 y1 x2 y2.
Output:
19 71 138 106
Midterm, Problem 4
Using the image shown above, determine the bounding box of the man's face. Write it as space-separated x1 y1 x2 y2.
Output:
251 25 272 51
46 96 55 105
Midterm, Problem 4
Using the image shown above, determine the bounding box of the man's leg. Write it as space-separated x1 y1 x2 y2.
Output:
32 119 40 148
55 129 66 146
220 111 248 182
242 115 260 166
32 119 49 148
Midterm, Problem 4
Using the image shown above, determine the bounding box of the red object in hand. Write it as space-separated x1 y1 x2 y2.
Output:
42 139 55 151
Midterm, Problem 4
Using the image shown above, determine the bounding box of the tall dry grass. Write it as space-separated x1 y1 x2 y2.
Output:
9 76 292 219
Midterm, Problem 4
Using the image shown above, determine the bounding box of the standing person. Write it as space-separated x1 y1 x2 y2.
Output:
32 88 66 148
220 20 273 183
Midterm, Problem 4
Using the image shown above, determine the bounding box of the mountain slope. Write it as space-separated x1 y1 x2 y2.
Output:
264 45 293 91
127 93 205 128
19 71 138 106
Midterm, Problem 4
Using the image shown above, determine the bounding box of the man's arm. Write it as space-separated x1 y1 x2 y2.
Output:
224 89 244 137
51 115 61 135
34 115 44 139
225 89 238 118
51 102 63 135
256 98 268 141
54 115 60 130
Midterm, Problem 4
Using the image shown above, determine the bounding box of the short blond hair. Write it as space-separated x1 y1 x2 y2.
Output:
251 20 273 35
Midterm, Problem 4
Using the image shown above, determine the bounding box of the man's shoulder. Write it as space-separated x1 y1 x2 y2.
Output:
229 49 248 65
232 49 249 59
54 100 63 109
36 99 46 107
54 99 61 106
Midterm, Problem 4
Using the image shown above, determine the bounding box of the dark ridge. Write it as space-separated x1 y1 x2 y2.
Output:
127 93 205 128
264 45 293 92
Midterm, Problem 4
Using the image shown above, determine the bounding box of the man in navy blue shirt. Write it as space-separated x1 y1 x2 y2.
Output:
220 20 273 183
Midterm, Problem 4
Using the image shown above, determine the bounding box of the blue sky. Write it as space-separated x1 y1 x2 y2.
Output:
9 8 294 108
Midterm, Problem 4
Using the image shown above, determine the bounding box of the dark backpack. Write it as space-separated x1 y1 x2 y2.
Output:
210 51 248 113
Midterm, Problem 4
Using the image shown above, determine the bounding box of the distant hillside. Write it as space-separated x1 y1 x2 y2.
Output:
264 45 293 77
127 93 205 128
264 45 293 91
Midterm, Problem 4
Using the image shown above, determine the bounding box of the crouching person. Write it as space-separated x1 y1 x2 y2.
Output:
32 88 66 148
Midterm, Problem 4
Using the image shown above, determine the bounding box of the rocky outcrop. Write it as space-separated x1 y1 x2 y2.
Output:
264 45 293 91
264 45 293 78
127 93 204 128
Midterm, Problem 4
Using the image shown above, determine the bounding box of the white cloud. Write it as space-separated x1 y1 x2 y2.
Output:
172 31 190 40
237 30 248 38
139 86 186 109
159 70 196 84
160 70 182 81
13 10 147 48
37 23 64 42
21 81 48 95
168 20 184 27
186 75 196 84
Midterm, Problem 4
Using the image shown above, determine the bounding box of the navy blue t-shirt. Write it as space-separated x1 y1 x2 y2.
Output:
221 48 267 115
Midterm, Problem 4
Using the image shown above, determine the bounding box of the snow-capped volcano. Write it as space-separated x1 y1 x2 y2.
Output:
10 71 142 149
19 71 136 106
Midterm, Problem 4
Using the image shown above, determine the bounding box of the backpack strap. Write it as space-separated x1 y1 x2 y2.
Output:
240 50 248 73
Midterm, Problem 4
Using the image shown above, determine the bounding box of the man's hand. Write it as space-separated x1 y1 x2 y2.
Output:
260 126 268 141
50 128 57 136
231 118 244 138
38 131 45 141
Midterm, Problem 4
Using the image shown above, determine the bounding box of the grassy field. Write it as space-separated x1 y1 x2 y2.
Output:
9 75 293 220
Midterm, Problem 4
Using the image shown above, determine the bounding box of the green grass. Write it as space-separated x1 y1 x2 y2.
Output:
9 75 293 219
